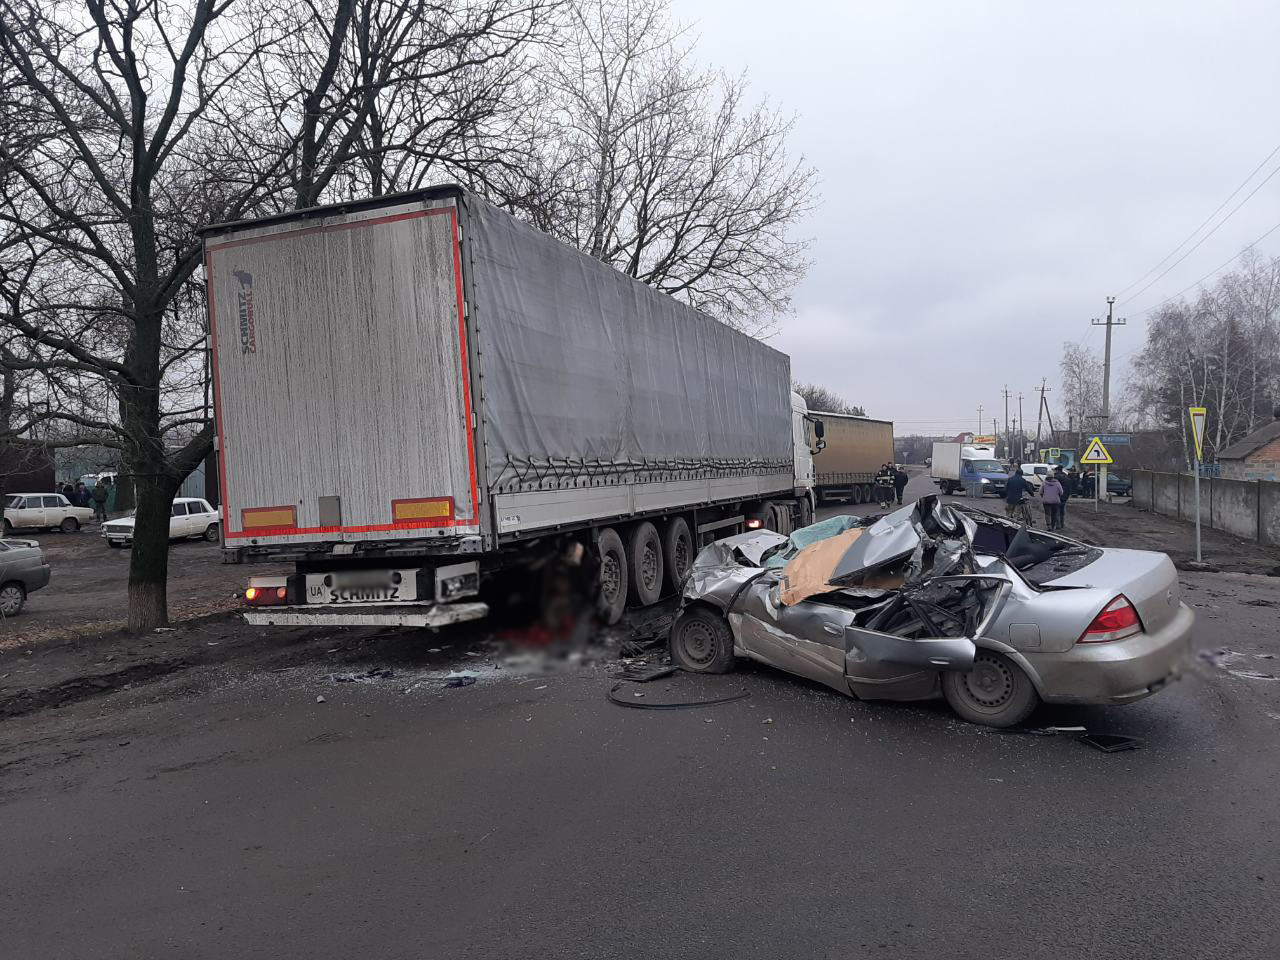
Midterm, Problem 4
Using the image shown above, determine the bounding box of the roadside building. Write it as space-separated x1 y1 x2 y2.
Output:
1216 409 1280 482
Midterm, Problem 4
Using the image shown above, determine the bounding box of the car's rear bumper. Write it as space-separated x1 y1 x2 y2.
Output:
26 563 51 592
1029 602 1194 704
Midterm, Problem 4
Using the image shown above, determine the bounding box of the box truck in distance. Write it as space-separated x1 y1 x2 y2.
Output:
203 185 819 627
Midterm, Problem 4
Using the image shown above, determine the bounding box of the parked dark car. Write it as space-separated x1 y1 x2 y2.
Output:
0 537 50 615
1107 473 1133 497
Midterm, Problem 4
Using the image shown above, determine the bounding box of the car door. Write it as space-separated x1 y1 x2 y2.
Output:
43 495 67 526
16 497 45 529
194 500 217 534
170 500 189 537
843 576 1015 700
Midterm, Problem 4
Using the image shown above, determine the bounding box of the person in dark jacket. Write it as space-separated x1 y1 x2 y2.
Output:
1055 466 1072 525
893 465 910 505
1004 463 1035 519
92 480 108 522
874 464 896 509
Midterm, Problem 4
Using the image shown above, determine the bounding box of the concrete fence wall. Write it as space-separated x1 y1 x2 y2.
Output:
1134 469 1280 546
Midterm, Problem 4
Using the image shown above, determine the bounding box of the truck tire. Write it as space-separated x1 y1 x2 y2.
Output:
861 483 874 503
662 517 694 593
596 527 628 625
770 503 792 536
851 485 863 505
626 521 664 607
797 496 813 529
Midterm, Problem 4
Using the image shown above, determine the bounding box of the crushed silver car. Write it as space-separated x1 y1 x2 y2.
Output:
670 496 1194 727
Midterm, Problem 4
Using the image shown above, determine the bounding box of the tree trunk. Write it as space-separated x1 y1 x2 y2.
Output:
126 468 179 632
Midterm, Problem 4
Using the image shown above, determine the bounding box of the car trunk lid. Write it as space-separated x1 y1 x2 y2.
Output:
1040 548 1182 634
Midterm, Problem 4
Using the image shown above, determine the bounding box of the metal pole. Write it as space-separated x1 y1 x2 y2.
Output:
1194 455 1202 563
1091 297 1125 502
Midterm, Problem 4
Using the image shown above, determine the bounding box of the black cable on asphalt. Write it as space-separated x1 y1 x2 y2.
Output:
607 681 749 710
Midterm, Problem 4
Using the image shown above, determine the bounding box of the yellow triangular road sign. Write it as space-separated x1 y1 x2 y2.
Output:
1189 406 1207 462
1080 436 1113 465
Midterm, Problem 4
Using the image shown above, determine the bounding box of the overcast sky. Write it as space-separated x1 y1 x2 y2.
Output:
680 0 1280 434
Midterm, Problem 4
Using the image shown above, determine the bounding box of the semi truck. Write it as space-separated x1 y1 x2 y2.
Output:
808 412 894 504
202 185 819 628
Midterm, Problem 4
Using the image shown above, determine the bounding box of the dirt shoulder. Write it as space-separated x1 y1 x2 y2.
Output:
1060 498 1280 575
0 529 285 651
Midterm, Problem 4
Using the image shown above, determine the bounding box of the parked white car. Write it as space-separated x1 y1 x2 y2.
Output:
3 493 95 534
101 498 221 548
1019 462 1053 491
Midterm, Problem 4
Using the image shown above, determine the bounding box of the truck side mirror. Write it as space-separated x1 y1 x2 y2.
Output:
813 420 825 439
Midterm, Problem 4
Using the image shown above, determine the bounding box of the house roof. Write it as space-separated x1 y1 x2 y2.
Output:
1218 420 1280 460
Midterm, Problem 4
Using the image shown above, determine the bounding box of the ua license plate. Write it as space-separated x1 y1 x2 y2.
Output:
305 570 419 605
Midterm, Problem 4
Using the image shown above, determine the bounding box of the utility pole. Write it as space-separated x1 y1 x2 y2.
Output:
1017 393 1024 458
1034 378 1051 455
977 405 983 437
1091 297 1126 499
1002 385 1011 459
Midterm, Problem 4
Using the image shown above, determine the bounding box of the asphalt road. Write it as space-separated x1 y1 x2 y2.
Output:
2 471 1279 959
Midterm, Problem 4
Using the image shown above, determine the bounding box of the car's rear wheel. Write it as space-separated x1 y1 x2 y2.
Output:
60 517 79 533
669 606 735 673
0 582 25 616
1 519 11 536
107 540 124 549
942 650 1039 728
203 523 220 543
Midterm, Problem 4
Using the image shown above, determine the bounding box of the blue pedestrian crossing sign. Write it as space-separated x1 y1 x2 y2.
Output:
1080 436 1113 465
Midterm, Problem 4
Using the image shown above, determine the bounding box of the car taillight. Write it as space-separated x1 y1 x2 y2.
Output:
1077 595 1142 643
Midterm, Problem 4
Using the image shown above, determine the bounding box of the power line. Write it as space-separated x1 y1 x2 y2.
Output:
1128 216 1280 319
1117 158 1280 308
1114 139 1280 300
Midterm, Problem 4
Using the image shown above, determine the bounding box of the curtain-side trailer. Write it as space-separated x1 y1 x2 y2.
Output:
809 412 895 504
202 185 818 627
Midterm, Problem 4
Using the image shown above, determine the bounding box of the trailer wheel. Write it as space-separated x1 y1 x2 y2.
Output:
796 495 813 529
770 503 792 536
861 483 874 503
626 521 664 607
662 517 694 593
851 485 863 505
596 527 628 625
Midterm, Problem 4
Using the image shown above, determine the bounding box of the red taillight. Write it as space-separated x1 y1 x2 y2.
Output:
1077 595 1142 643
244 579 289 606
746 518 763 529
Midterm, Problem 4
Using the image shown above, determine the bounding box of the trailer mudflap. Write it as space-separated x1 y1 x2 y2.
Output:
243 602 488 628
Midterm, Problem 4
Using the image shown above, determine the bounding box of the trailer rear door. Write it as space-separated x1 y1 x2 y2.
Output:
205 197 479 546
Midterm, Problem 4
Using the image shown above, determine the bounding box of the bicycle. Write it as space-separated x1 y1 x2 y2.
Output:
1008 495 1037 528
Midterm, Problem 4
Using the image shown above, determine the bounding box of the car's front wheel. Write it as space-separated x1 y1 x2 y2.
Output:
942 650 1039 727
669 606 736 674
0 582 26 616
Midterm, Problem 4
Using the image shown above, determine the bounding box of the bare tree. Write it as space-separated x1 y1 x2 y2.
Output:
792 382 865 417
1058 342 1103 437
523 0 815 334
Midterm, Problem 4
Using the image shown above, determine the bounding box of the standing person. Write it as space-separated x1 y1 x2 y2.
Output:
74 481 89 507
1041 471 1064 530
893 464 910 506
1004 461 1034 520
874 463 896 509
1055 466 1072 526
92 480 108 523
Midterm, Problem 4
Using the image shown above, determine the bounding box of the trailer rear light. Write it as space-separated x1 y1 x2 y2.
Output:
1077 595 1142 643
746 518 763 529
243 577 290 606
392 497 454 524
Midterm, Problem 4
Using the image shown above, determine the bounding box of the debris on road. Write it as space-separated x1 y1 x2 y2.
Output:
606 681 749 710
611 663 677 683
329 668 395 683
315 695 326 703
